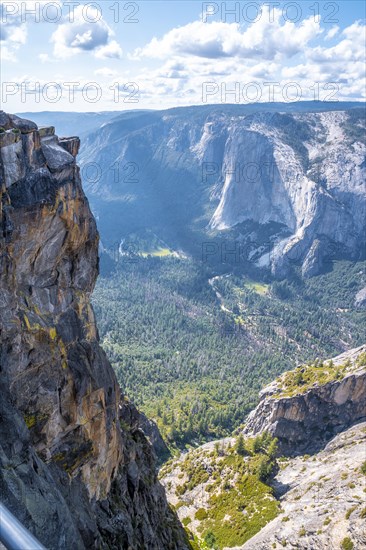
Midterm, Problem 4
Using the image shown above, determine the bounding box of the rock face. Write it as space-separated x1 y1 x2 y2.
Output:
0 112 189 549
120 398 170 463
354 286 366 309
243 345 366 455
76 104 366 278
235 422 366 550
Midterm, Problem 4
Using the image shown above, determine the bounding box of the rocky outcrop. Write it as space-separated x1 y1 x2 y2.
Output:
235 422 366 550
354 286 366 309
243 345 366 455
120 398 170 463
0 112 189 549
138 412 171 464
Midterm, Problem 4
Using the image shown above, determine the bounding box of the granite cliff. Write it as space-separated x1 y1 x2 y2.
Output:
0 112 189 549
72 103 366 278
243 345 366 454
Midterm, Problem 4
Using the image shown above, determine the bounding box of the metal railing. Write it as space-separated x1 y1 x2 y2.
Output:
0 503 47 550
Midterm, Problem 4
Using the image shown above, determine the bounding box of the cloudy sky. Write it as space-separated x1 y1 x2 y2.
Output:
1 0 365 111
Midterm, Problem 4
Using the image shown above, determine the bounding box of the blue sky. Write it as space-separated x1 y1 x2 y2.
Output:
1 0 365 111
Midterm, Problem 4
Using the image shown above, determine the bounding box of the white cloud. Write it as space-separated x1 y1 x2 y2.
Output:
0 0 61 61
94 40 122 59
325 26 339 40
2 2 365 109
133 7 322 61
39 53 51 63
38 52 61 64
51 5 122 59
1 44 17 62
307 21 365 64
94 67 118 78
0 25 27 61
124 13 365 107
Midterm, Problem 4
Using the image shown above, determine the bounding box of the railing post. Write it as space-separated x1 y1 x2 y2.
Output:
0 502 47 550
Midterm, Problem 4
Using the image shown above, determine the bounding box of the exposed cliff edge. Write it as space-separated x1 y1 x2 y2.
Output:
0 112 189 549
243 344 366 455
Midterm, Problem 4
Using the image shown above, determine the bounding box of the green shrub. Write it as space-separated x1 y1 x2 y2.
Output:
204 530 218 549
176 484 185 496
257 456 273 481
341 537 354 550
356 351 366 367
195 508 208 521
345 506 356 519
235 434 247 456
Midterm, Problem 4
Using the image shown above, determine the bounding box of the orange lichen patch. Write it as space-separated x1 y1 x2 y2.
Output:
75 297 97 341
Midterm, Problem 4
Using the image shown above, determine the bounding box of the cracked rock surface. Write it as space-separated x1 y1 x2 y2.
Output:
0 112 189 550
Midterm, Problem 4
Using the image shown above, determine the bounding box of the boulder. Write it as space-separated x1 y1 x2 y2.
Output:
0 129 21 148
40 135 75 172
59 136 81 157
0 110 12 129
9 114 38 133
38 126 55 138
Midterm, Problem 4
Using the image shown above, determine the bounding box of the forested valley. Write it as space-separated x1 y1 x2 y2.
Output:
93 256 365 451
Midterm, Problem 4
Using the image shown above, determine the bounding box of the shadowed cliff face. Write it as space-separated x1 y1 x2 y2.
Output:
0 112 189 550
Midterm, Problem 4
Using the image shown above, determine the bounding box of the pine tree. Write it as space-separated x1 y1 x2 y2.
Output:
267 437 278 459
236 434 246 456
257 456 271 481
252 434 262 453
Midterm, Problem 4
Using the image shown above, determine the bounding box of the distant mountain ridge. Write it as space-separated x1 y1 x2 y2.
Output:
61 102 366 278
18 103 366 278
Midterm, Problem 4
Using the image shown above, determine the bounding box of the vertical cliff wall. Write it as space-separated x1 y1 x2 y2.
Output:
0 112 188 549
